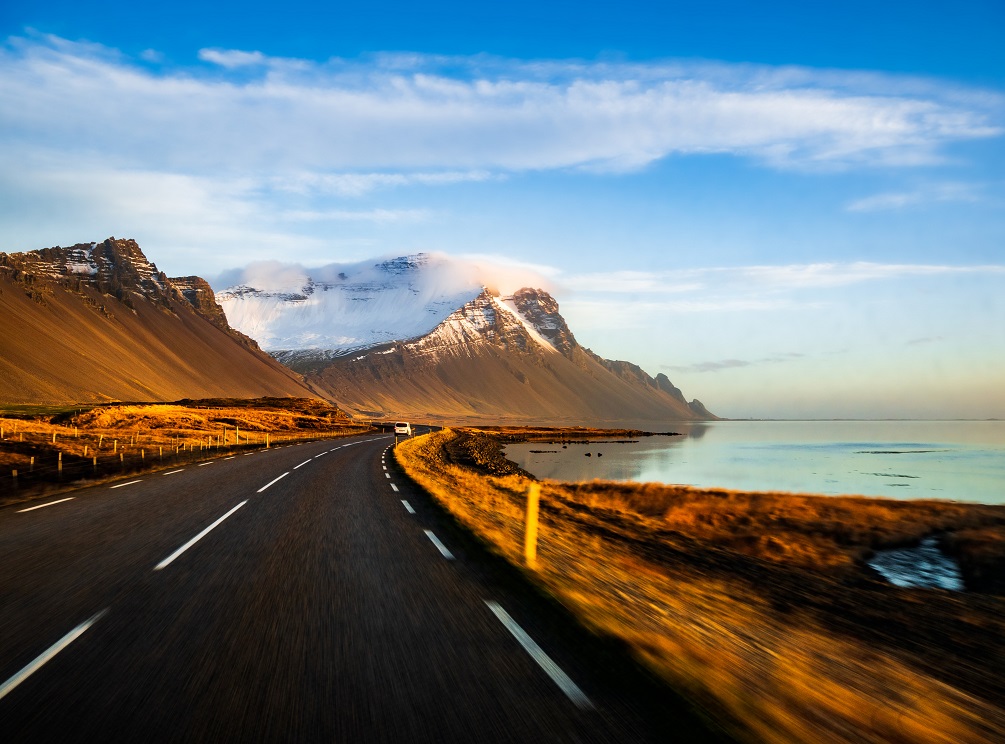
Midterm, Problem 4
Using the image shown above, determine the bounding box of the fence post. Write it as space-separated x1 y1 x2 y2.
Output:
93 456 97 473
524 483 540 567
11 469 17 491
58 452 63 478
30 456 34 472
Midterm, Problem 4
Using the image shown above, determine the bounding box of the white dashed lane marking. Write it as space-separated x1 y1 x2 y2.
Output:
154 501 248 571
17 497 75 513
401 500 415 514
257 472 290 493
423 530 454 560
110 480 142 489
0 610 108 702
484 601 592 710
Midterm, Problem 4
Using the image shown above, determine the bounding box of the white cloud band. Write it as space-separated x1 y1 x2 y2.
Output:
1 34 1000 176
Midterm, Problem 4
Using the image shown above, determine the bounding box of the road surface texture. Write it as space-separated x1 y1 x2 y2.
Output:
0 433 727 742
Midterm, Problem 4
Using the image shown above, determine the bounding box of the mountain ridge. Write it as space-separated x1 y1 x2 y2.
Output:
270 283 713 423
0 238 317 404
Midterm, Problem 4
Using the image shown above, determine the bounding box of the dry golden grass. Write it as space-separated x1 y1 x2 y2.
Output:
0 398 371 502
395 428 1005 744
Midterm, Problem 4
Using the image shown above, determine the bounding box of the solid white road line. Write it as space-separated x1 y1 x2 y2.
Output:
198 462 213 467
154 501 247 570
0 609 108 702
401 500 415 514
423 530 454 560
17 497 75 513
110 480 142 489
293 460 311 470
484 601 592 710
390 484 399 492
257 472 290 492
314 452 328 458
163 469 184 476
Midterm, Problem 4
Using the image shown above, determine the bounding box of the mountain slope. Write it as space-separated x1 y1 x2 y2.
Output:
0 238 316 404
285 287 713 423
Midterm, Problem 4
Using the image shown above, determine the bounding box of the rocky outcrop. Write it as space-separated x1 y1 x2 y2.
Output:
507 287 578 356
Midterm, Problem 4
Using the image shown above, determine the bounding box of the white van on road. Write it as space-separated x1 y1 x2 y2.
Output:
394 422 412 436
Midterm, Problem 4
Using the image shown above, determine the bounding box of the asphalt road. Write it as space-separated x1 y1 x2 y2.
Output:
0 433 724 742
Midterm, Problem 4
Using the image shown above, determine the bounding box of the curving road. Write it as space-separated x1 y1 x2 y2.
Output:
0 433 723 742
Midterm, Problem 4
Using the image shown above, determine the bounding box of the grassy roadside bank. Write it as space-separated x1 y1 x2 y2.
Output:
395 428 1005 744
0 398 372 505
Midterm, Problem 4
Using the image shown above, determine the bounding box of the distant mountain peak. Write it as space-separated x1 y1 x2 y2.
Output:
374 253 432 275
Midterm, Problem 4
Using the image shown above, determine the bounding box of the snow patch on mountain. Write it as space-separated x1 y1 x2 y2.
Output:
497 296 559 353
216 253 551 354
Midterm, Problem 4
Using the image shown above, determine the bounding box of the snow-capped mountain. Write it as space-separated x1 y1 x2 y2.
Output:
217 254 484 356
217 253 712 423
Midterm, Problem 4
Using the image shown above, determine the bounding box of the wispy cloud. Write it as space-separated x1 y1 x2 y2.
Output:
281 208 432 223
197 48 268 68
847 182 984 212
563 262 1005 295
272 170 496 196
1 35 999 177
664 353 806 374
562 270 704 293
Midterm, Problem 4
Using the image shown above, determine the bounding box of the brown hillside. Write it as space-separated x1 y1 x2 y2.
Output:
0 239 316 404
301 289 713 424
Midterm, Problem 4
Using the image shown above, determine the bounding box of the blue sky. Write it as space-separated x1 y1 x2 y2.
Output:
1 1 1003 418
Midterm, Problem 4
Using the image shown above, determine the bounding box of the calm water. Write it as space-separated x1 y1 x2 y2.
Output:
504 421 1005 504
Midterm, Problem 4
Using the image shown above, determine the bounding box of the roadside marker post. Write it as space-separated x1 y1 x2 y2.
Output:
524 483 540 567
